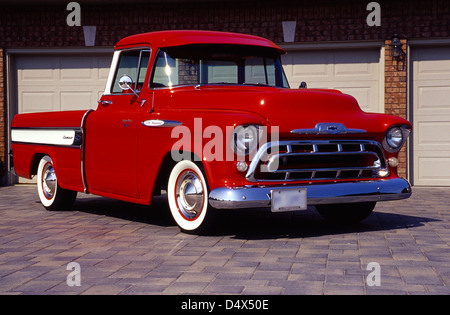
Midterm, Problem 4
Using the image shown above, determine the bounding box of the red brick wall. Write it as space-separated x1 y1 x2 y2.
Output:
1 1 449 48
0 48 5 178
384 38 408 178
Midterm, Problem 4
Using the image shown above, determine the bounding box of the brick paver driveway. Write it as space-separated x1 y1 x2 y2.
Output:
1 184 449 295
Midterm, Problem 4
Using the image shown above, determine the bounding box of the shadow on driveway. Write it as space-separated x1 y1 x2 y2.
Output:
71 193 437 240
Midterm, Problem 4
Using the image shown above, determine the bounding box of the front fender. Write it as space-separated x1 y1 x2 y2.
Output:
142 109 270 191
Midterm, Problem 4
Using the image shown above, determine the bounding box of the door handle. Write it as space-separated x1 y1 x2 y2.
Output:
99 100 113 106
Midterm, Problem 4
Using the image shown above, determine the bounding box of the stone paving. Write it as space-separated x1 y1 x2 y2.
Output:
0 184 450 295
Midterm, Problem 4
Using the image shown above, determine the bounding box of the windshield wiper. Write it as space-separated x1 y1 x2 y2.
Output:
195 82 238 88
195 82 273 88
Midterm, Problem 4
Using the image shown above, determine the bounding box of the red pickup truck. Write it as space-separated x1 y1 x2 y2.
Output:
11 30 412 233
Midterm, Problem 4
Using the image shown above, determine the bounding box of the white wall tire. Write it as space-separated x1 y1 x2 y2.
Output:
167 160 212 233
36 155 77 210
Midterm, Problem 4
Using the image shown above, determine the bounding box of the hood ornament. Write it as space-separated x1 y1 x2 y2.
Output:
291 123 367 135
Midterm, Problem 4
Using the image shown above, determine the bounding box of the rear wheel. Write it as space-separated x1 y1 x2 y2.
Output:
37 155 77 211
316 202 376 224
167 160 214 233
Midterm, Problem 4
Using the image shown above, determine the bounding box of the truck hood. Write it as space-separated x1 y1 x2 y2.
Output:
168 86 406 138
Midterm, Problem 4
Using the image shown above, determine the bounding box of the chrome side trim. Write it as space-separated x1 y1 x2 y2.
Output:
291 123 367 135
80 109 94 194
141 119 182 128
209 178 412 209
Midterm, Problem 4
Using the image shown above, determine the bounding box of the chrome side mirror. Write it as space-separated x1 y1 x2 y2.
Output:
118 75 139 97
299 81 307 89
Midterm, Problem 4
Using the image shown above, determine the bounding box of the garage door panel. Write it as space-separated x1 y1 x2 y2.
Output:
416 119 450 146
60 67 96 80
20 68 55 81
20 91 56 113
288 51 331 77
412 45 450 186
333 49 380 63
414 47 450 78
292 63 329 78
416 156 450 185
17 57 58 81
416 84 450 114
60 58 97 80
334 63 372 77
334 61 376 77
16 53 112 113
416 62 450 77
60 92 96 111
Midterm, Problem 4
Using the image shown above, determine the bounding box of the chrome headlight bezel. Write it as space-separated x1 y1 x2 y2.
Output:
382 125 411 153
231 125 263 157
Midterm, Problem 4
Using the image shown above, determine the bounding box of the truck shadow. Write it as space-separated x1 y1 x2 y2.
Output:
212 208 437 240
72 193 437 240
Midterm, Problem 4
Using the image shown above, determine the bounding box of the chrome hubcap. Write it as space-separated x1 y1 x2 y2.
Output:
42 163 56 199
176 170 204 220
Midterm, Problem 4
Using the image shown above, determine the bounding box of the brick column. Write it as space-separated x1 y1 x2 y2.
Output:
0 48 5 180
384 39 408 179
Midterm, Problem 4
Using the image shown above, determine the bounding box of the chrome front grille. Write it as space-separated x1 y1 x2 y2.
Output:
246 140 388 182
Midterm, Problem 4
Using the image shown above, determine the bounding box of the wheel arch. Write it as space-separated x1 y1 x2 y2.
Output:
30 153 48 176
151 150 205 198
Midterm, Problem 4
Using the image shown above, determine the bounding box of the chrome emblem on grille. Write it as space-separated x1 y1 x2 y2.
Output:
291 123 367 135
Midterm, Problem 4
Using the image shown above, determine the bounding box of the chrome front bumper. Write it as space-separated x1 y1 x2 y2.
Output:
209 178 412 209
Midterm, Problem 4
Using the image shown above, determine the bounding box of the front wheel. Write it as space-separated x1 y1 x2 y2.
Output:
316 202 376 224
167 160 214 233
36 155 77 211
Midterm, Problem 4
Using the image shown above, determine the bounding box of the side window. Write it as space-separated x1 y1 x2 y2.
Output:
112 49 151 93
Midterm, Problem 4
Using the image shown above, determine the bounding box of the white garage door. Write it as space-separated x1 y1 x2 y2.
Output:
15 52 112 113
411 46 450 186
282 48 383 113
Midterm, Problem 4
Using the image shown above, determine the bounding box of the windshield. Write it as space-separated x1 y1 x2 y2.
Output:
150 44 289 88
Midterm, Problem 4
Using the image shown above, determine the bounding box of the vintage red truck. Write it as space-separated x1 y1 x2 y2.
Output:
11 30 412 233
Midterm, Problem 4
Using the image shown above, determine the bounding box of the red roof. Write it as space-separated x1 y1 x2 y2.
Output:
115 30 286 54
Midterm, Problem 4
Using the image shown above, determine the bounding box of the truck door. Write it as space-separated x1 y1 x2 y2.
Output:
84 49 150 199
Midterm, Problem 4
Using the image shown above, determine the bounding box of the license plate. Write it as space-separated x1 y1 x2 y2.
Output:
271 188 307 212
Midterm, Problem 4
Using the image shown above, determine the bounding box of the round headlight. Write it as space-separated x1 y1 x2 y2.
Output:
383 126 410 153
387 127 403 148
232 125 260 156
